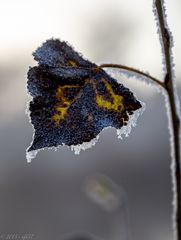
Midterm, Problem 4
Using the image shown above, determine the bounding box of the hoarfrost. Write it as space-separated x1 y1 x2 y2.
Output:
26 65 145 162
70 136 99 155
152 0 180 117
26 150 38 163
117 101 145 139
153 1 166 76
26 92 37 163
153 1 181 239
164 89 181 240
105 63 180 240
105 67 164 94
26 136 100 162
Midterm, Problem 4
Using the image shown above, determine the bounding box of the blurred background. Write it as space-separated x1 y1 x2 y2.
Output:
0 0 180 239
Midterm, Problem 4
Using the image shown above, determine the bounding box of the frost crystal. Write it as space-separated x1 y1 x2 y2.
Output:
153 1 181 239
105 67 164 93
152 0 180 116
26 39 143 162
117 101 145 139
71 136 99 155
26 150 38 163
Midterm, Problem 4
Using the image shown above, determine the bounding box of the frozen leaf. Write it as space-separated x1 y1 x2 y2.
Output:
26 39 142 161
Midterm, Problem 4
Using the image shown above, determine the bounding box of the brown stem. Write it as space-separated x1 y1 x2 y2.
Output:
99 63 165 88
155 0 181 239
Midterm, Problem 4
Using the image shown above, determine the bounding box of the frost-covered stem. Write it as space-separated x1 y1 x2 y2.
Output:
99 63 164 88
167 71 181 240
155 0 181 239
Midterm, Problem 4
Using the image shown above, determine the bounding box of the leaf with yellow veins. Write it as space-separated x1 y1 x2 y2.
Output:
95 79 124 111
52 85 82 125
27 38 143 160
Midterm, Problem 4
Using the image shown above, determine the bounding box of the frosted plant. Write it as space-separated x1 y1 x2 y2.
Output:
27 40 143 160
98 2 181 239
26 0 180 239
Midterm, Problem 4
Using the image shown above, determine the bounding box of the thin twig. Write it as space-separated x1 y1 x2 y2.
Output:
155 1 181 240
99 63 165 88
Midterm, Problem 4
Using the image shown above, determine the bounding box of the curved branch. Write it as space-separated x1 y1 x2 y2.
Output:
99 63 165 88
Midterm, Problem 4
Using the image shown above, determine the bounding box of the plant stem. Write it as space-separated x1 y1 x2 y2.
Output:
99 63 165 88
154 0 181 239
100 1 180 239
167 72 181 240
